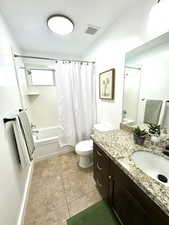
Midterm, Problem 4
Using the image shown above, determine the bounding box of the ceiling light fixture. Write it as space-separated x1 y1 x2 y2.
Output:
47 15 74 35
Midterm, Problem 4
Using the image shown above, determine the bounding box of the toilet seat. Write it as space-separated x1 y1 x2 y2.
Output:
75 140 93 153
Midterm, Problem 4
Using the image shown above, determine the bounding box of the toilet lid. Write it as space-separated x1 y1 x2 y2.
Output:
76 140 93 152
94 123 113 132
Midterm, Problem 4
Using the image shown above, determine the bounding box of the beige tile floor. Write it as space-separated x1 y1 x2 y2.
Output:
24 151 102 225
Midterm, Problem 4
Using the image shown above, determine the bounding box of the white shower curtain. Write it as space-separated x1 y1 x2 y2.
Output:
54 62 96 146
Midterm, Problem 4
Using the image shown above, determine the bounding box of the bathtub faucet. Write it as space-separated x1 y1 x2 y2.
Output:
32 129 39 134
31 123 39 134
31 123 37 129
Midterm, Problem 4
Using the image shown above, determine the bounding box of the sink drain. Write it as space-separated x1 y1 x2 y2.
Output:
157 174 168 183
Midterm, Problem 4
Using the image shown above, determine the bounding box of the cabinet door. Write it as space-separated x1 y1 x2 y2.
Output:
93 143 110 200
110 160 167 225
113 183 155 225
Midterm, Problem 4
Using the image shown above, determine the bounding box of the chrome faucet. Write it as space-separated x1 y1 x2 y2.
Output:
31 123 36 129
31 123 39 134
32 129 39 134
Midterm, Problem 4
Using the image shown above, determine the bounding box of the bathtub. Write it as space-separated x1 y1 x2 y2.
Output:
33 126 64 161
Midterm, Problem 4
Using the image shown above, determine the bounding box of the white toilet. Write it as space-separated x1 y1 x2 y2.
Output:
75 123 113 168
75 140 93 168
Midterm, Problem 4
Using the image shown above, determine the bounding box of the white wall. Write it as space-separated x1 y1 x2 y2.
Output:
15 60 59 128
0 12 30 225
84 0 169 129
15 67 32 119
28 86 58 128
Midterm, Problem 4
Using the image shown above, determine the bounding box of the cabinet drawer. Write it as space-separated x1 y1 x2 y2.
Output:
95 172 109 199
93 143 109 165
93 144 106 163
95 147 103 157
93 144 110 177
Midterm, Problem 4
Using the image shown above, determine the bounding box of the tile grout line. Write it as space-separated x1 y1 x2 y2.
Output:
25 153 97 224
61 173 71 218
24 153 76 224
61 166 97 202
62 185 100 218
63 182 98 204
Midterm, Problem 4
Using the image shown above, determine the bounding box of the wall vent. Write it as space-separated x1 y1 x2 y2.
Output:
85 25 100 35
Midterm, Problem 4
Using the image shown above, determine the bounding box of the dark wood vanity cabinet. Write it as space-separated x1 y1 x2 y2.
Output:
93 143 110 200
93 142 169 225
113 184 154 225
110 161 155 225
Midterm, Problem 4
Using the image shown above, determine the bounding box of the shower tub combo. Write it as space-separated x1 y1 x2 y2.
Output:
33 126 72 161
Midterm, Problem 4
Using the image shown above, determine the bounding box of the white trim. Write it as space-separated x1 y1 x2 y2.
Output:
17 162 34 225
34 147 74 162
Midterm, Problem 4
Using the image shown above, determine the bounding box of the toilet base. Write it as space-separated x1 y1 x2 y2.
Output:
79 155 93 168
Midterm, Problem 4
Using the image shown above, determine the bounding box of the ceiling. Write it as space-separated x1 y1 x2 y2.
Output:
0 0 138 58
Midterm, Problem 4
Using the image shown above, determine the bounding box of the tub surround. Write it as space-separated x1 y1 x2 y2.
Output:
92 129 169 216
33 126 73 161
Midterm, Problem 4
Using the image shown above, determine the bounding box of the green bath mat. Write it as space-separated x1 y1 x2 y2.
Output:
67 200 121 225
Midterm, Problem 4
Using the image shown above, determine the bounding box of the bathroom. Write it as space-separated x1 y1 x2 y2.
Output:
1 0 169 225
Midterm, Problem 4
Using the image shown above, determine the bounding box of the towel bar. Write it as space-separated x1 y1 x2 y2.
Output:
3 109 24 123
3 118 16 123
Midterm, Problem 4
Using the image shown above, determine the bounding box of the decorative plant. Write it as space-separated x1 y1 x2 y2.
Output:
133 127 147 137
133 127 147 146
148 123 161 136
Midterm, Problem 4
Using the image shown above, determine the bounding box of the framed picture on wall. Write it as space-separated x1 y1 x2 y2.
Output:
99 68 115 100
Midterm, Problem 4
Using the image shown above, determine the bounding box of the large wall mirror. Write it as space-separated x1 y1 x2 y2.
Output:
122 31 169 131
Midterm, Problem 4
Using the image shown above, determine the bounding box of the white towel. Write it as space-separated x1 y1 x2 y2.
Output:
162 101 169 130
159 100 167 126
12 116 30 168
18 111 35 160
144 99 162 125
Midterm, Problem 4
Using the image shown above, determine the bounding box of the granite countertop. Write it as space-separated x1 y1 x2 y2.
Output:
92 129 169 216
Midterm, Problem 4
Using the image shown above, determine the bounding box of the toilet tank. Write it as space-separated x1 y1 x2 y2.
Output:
93 123 113 133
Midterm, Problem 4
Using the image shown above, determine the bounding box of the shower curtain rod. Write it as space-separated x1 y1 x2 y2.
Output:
14 54 95 64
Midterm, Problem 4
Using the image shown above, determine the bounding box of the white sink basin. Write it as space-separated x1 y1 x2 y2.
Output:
131 151 169 186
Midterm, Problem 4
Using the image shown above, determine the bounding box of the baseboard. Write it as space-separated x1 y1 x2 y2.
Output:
34 146 74 162
17 162 34 225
